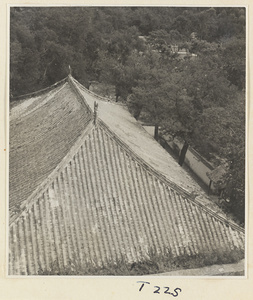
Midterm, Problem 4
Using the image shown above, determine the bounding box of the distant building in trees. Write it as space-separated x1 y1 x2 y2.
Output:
171 44 197 59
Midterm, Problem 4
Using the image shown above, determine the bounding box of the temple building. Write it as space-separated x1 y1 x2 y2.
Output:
9 75 244 275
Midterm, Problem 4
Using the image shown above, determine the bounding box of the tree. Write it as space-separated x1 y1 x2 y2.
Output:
147 29 185 54
9 6 246 224
95 33 145 101
220 37 246 90
127 51 181 140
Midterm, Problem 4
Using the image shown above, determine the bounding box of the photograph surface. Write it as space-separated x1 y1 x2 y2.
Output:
8 6 246 276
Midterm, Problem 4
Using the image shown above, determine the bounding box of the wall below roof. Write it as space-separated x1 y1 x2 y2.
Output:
159 135 215 191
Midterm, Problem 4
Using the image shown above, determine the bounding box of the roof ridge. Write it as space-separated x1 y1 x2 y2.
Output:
10 118 94 225
11 76 68 101
10 82 68 121
98 119 193 198
72 77 111 102
72 77 126 106
67 75 93 113
97 119 244 234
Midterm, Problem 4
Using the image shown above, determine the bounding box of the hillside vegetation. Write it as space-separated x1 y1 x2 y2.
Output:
10 7 246 224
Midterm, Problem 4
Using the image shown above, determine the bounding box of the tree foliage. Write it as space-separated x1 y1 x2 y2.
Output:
10 7 246 224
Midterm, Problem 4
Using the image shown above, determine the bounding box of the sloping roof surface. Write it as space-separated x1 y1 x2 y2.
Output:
9 81 91 219
9 76 244 275
9 122 244 275
72 79 219 210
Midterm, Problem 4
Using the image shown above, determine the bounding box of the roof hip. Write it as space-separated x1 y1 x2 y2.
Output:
67 75 93 114
10 117 94 225
68 76 244 235
98 119 245 235
11 77 69 101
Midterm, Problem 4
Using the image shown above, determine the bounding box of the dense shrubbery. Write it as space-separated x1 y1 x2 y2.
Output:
37 247 244 275
10 7 246 224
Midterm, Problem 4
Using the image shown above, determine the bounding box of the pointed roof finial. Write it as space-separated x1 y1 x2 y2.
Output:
69 65 72 75
94 101 98 125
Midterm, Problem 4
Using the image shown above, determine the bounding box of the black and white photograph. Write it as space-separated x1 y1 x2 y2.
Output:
8 6 246 277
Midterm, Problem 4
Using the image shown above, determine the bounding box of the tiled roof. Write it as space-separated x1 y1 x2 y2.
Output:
72 78 217 209
9 76 245 275
9 80 92 220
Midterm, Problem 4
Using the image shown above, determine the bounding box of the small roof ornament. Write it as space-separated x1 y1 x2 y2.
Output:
94 101 98 125
68 65 72 75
